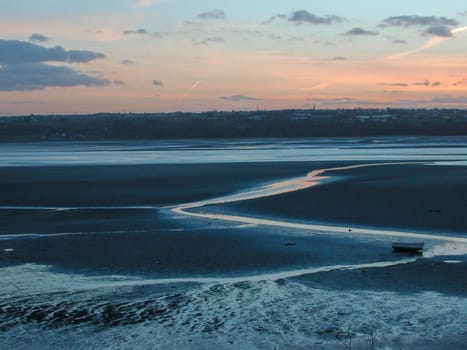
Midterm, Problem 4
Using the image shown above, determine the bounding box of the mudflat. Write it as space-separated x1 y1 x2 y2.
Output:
0 162 322 207
215 163 467 234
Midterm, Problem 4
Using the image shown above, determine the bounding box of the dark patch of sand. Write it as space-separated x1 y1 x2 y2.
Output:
0 216 392 277
0 208 159 235
293 257 467 296
0 162 324 207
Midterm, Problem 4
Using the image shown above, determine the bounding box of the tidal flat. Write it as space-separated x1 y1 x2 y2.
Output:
1 137 466 349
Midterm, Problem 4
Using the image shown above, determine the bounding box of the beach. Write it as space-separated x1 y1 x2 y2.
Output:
0 138 466 349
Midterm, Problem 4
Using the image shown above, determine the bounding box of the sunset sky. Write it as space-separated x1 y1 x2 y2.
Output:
1 0 467 115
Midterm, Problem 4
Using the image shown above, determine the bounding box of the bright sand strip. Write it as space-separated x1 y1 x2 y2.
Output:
173 162 467 256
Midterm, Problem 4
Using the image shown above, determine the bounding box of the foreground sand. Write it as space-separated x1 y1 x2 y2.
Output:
1 160 466 349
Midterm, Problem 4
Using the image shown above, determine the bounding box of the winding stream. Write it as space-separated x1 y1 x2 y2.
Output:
173 162 467 257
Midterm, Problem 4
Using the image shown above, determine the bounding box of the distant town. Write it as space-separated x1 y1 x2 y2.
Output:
1 108 467 142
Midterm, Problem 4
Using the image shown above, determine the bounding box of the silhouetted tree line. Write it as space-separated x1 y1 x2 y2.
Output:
0 109 466 142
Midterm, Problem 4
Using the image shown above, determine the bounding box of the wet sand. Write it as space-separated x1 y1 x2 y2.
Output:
215 163 467 234
1 159 466 350
0 162 322 207
1 161 465 291
0 161 387 276
0 209 393 277
293 257 467 296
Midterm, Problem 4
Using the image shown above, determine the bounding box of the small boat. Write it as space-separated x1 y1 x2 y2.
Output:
392 242 424 253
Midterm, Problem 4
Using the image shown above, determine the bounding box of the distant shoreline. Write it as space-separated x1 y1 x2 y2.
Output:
1 108 467 142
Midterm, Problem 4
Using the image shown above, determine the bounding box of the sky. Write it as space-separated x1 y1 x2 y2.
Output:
1 0 467 115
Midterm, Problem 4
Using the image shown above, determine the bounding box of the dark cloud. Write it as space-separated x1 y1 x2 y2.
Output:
220 95 262 101
383 80 444 88
123 29 148 35
0 40 105 64
266 11 342 25
0 63 110 91
29 33 50 43
288 10 343 25
193 36 225 45
0 39 108 92
381 15 458 28
422 26 453 37
330 56 346 61
392 39 408 44
197 9 226 20
453 78 467 86
120 59 135 65
113 80 125 86
413 80 430 87
67 50 106 63
263 14 287 24
268 35 304 42
382 82 409 87
152 80 163 87
0 40 65 64
343 27 379 36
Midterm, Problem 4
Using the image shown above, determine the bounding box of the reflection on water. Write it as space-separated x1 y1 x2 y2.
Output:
0 137 466 166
